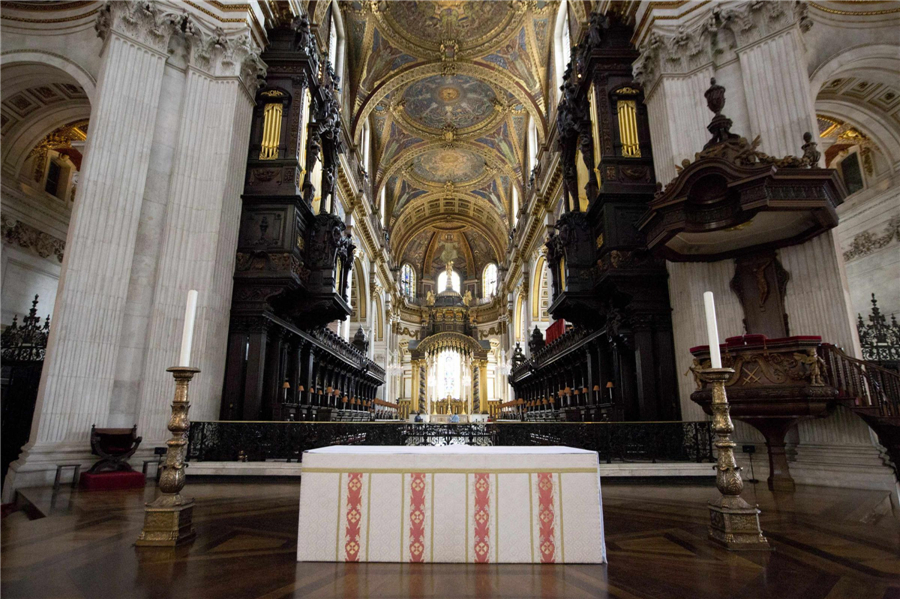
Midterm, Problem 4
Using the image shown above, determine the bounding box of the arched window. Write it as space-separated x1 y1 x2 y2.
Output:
511 186 519 220
482 263 498 298
361 120 371 175
438 349 461 399
437 269 461 293
554 0 572 102
329 7 344 76
400 263 416 300
380 186 387 229
527 116 538 175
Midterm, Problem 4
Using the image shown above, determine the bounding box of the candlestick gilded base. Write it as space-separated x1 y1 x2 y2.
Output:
136 366 200 547
698 368 771 551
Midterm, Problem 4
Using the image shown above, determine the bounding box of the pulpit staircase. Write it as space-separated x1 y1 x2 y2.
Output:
821 344 900 482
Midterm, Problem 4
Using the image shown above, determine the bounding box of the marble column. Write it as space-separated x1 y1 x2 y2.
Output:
634 1 815 186
666 260 746 421
643 68 713 186
136 31 264 444
4 2 184 495
738 33 818 159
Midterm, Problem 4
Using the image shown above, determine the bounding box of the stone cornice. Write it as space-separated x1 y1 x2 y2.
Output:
634 1 813 93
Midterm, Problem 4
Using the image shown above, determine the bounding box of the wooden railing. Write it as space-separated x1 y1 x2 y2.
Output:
820 343 900 417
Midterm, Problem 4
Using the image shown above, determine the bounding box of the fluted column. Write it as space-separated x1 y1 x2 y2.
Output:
738 29 818 159
136 31 264 443
644 69 713 186
634 1 815 186
4 3 181 495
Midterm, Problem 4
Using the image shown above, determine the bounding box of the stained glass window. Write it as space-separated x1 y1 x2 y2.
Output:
400 263 416 300
483 263 498 298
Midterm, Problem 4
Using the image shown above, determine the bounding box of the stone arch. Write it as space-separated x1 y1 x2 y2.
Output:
514 291 527 343
351 257 368 322
531 254 552 322
1 60 94 177
809 44 900 98
372 293 384 342
817 102 900 171
1 51 97 101
3 103 91 178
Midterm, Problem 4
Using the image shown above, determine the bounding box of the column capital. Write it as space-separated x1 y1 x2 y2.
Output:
96 2 267 94
187 29 267 93
95 0 183 55
634 1 812 91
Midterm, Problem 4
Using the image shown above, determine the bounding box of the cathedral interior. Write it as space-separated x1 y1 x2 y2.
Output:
1 1 899 597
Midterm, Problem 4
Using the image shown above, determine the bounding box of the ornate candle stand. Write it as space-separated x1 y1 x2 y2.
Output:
136 366 200 547
698 368 770 551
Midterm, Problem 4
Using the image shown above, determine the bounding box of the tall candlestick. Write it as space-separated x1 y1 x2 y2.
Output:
179 290 198 367
703 291 722 368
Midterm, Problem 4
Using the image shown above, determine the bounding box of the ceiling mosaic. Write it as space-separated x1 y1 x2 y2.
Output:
379 1 521 57
402 74 498 131
409 147 484 185
336 0 559 260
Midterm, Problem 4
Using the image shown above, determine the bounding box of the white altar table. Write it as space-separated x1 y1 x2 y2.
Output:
297 446 606 564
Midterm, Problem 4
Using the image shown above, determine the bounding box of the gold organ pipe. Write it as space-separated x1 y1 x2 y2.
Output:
259 102 283 160
617 100 641 158
298 89 311 183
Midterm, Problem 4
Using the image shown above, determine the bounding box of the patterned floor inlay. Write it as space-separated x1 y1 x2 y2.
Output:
1 481 898 599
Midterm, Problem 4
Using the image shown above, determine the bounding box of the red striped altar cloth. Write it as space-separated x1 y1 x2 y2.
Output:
297 446 606 564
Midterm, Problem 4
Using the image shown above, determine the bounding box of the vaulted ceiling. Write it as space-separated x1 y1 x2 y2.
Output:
338 0 560 264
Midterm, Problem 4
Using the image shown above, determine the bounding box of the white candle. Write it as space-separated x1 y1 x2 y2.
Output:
703 291 722 369
179 290 199 367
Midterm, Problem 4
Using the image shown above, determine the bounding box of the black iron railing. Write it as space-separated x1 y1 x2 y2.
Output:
857 294 900 367
186 421 714 464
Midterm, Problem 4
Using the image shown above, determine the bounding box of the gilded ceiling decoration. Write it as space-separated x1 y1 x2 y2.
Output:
816 76 899 173
401 225 498 279
375 1 526 59
409 147 484 185
336 0 558 258
402 74 497 131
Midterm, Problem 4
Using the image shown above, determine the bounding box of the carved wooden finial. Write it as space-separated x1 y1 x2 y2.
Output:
705 77 726 116
703 78 739 149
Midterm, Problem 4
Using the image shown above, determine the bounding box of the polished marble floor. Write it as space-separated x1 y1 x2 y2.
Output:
1 479 898 599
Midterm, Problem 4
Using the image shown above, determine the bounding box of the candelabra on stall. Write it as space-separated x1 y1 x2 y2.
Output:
136 290 200 547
